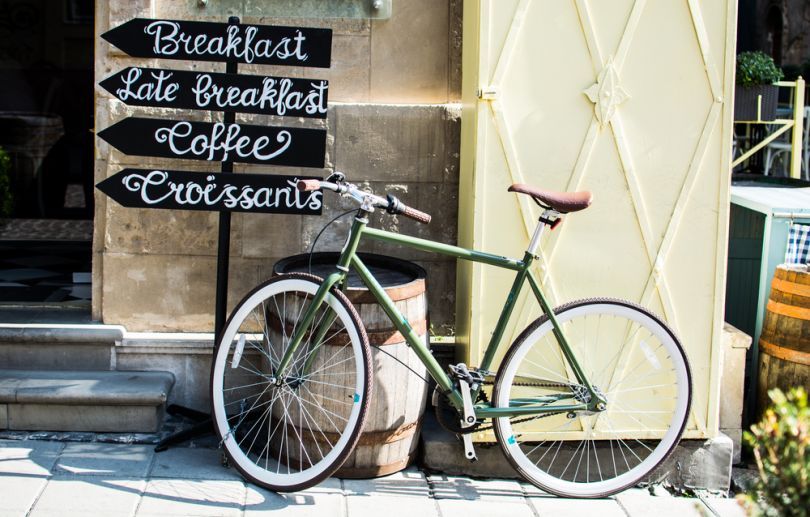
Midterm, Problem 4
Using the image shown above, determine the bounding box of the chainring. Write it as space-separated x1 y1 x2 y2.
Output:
434 390 482 434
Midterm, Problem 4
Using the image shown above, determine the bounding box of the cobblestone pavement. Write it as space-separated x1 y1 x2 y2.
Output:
0 439 748 517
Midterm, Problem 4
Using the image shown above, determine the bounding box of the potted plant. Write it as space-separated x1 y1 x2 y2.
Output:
735 51 784 121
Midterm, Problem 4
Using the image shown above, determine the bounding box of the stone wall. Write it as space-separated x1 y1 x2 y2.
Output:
94 1 462 333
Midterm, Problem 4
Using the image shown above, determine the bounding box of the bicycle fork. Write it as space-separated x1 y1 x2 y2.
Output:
273 271 345 384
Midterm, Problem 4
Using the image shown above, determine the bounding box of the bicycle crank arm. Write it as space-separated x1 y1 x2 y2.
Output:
458 378 477 428
461 432 478 462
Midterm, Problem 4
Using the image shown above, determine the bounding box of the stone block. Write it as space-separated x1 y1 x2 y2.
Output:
421 411 734 492
615 489 711 516
1 369 172 406
344 469 439 517
333 104 461 183
7 404 162 433
0 440 63 476
0 476 48 515
720 323 752 464
448 0 463 101
115 337 214 412
370 0 451 103
240 32 371 103
138 479 244 516
427 474 535 517
0 325 123 370
102 253 217 331
241 212 305 259
54 443 154 477
652 433 734 492
150 447 241 480
109 0 153 27
104 202 233 256
245 477 344 514
31 478 145 516
0 342 112 371
526 495 627 517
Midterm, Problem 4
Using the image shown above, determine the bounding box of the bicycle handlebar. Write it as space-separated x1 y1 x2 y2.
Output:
296 177 432 224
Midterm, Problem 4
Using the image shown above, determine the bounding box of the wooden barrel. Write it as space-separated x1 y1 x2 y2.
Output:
757 264 810 415
272 253 429 478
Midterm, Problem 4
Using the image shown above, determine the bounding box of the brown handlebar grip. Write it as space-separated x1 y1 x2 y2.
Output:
400 204 432 224
296 179 321 192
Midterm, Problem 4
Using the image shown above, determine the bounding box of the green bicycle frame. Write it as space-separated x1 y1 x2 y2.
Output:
275 209 605 419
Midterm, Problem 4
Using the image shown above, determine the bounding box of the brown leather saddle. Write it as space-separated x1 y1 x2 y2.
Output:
508 184 592 214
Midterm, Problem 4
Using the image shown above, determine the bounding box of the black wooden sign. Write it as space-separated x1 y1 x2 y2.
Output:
97 169 323 215
99 67 328 119
97 117 326 168
102 18 331 68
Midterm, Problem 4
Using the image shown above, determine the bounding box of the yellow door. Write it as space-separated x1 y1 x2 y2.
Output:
457 0 737 439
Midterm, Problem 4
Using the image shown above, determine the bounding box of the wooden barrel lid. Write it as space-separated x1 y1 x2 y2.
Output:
274 252 427 304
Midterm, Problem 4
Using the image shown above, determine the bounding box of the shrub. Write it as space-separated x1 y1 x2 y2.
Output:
736 51 784 87
739 387 810 517
0 146 12 217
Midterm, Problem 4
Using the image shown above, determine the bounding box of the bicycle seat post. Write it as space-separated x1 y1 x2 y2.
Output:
527 209 560 256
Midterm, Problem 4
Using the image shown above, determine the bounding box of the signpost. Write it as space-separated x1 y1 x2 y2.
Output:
101 18 332 67
96 15 332 448
97 118 327 167
97 169 323 215
99 67 328 118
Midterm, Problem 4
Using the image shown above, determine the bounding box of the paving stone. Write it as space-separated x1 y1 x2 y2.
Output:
244 477 344 516
701 496 748 517
344 468 439 517
526 494 627 517
136 479 245 517
0 439 63 476
427 474 534 517
54 443 154 477
29 478 145 516
0 475 48 515
150 446 240 480
616 488 709 516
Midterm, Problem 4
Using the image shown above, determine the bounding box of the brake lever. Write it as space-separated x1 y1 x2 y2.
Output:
326 171 346 184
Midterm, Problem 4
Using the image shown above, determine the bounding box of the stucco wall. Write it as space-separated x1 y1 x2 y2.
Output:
94 0 462 333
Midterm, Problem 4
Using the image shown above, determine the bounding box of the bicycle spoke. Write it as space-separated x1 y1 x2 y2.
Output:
494 300 690 497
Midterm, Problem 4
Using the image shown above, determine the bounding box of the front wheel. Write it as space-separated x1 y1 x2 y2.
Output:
493 299 691 498
210 273 372 492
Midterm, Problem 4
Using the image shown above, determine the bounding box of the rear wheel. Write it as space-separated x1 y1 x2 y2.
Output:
210 273 372 492
493 299 691 498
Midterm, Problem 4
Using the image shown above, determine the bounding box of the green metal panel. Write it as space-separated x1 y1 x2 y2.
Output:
724 204 765 338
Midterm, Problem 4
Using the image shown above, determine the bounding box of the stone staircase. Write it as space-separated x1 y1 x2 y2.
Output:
0 325 175 433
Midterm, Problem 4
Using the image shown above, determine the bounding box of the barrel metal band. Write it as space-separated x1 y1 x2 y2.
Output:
760 338 810 366
766 299 810 320
281 420 419 446
772 277 810 298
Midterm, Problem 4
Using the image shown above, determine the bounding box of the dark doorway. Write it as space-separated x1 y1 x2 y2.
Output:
0 1 93 307
765 5 784 65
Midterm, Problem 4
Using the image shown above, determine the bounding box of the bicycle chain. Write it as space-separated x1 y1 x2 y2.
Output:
440 378 577 435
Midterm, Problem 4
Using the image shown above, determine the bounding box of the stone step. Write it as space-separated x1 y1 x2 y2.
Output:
0 325 123 370
0 369 174 433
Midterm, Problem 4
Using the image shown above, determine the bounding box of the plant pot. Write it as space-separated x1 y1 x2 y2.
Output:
734 84 779 121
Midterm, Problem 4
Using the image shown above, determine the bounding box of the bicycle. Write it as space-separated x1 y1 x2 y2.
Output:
209 172 692 498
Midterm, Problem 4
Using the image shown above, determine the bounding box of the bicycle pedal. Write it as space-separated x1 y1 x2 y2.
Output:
461 433 478 462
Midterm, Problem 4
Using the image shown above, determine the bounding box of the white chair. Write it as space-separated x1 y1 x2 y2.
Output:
764 106 810 180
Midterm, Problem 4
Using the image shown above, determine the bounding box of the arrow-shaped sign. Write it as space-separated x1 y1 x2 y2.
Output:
102 18 331 67
97 117 326 168
97 168 323 215
99 67 329 118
